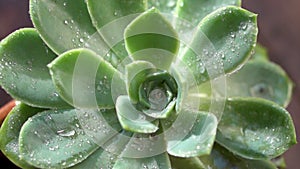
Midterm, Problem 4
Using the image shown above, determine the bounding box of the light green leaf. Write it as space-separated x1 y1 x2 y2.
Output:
170 156 204 169
143 99 176 119
200 143 277 169
0 103 44 169
125 61 155 104
30 0 109 56
19 109 111 168
87 0 146 61
113 153 171 169
48 48 124 108
176 0 241 26
217 98 297 160
0 28 70 108
125 8 179 70
162 110 217 157
251 44 269 61
181 6 258 85
116 95 159 133
225 60 293 107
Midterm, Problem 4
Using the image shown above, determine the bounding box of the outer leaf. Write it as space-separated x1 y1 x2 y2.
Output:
29 0 109 56
225 60 293 107
113 153 171 169
116 95 158 133
147 0 178 13
48 48 124 108
217 98 297 159
162 110 217 157
0 103 44 169
0 28 69 108
19 109 105 168
181 6 258 85
200 143 277 169
176 0 241 26
87 0 146 60
125 8 179 70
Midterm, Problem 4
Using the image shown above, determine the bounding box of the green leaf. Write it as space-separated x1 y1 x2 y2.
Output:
116 95 158 133
113 152 171 169
147 0 178 13
48 48 124 108
176 0 241 26
181 6 258 85
200 143 277 169
162 110 217 157
125 61 155 104
0 28 70 108
125 8 179 70
224 60 293 107
217 98 297 160
87 0 147 62
0 103 44 169
251 44 269 61
19 109 106 168
30 0 109 56
170 156 204 169
143 99 176 119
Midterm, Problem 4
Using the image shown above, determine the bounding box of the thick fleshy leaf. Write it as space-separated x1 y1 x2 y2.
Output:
87 0 146 61
251 44 269 61
0 103 44 169
125 8 179 70
162 110 217 157
147 0 178 13
70 131 133 169
143 99 176 119
125 61 155 104
30 0 109 56
19 109 107 168
48 48 124 108
32 0 109 55
224 60 293 107
170 156 204 169
200 143 277 169
217 98 297 159
176 0 241 26
116 96 158 133
113 153 171 169
181 6 257 85
0 28 69 108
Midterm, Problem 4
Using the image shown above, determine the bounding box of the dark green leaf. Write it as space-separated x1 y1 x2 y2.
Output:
181 6 258 85
217 98 297 159
170 156 204 169
30 0 109 56
48 48 124 108
162 110 217 157
0 28 70 108
0 103 44 169
116 95 158 133
87 0 146 61
125 8 179 70
200 143 277 169
225 60 293 107
19 109 114 168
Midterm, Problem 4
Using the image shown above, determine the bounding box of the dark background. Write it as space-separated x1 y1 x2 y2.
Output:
0 0 299 168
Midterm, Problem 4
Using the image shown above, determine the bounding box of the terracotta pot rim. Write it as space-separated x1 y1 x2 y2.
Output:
0 100 16 125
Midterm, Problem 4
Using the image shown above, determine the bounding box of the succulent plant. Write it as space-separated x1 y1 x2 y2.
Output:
0 0 296 169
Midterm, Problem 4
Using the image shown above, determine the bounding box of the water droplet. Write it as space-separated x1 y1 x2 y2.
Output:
64 20 68 25
230 32 235 38
63 2 67 6
250 83 273 98
57 129 76 137
241 22 248 30
79 38 84 43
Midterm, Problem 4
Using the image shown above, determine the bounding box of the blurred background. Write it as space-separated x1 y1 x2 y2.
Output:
0 0 299 168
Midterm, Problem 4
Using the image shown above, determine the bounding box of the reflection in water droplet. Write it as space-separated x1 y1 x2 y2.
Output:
57 129 76 137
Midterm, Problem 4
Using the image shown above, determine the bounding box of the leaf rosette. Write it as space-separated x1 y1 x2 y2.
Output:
0 0 296 169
